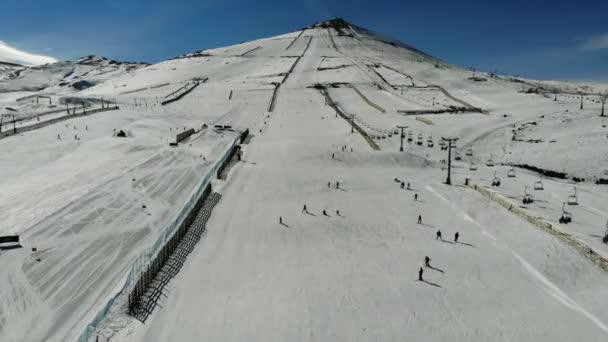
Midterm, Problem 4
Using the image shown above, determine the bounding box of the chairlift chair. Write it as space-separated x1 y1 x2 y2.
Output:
559 202 572 224
534 179 544 190
567 187 578 205
469 162 477 171
491 171 501 187
486 155 495 167
507 168 516 178
522 185 534 204
455 153 462 161
466 148 473 156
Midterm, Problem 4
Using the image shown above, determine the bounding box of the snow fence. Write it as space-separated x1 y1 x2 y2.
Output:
77 132 244 342
0 105 119 140
469 181 608 272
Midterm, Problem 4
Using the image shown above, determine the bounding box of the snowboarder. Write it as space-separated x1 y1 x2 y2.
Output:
424 256 431 267
436 230 442 240
417 215 422 224
454 232 459 243
414 193 418 201
302 204 308 213
418 267 424 281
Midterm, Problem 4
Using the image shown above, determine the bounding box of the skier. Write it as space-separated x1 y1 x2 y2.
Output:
414 193 418 201
302 204 308 213
336 181 340 189
57 134 61 140
328 181 331 188
323 209 328 216
279 216 283 225
417 215 422 224
436 230 442 240
336 210 340 216
424 256 431 267
454 232 460 243
418 267 424 281
400 181 405 189
407 182 411 190
332 153 335 159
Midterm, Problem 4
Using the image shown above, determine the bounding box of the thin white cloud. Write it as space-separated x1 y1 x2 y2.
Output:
579 32 608 51
0 40 57 66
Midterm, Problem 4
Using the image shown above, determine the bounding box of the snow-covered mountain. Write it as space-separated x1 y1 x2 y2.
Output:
0 18 607 342
0 55 147 92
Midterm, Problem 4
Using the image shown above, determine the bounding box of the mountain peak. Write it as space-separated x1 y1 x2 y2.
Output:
313 18 352 29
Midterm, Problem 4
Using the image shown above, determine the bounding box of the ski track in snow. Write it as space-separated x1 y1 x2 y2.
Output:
426 184 608 335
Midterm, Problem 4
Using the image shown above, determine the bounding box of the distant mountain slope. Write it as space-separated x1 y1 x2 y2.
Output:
0 55 148 93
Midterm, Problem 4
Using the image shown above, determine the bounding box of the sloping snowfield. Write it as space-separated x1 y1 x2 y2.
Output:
0 19 607 342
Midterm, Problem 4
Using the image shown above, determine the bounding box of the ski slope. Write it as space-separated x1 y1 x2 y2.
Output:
0 19 607 342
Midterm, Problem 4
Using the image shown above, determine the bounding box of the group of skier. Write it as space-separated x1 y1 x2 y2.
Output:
302 204 341 217
327 181 340 189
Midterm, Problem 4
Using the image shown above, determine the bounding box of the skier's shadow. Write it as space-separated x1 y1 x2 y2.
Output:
419 223 434 228
439 239 454 244
418 279 442 288
457 241 475 247
304 211 316 216
280 222 290 228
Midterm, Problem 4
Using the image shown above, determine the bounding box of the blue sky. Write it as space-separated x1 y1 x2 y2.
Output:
2 0 607 81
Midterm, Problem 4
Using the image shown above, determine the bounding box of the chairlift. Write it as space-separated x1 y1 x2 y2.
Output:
534 178 544 190
469 162 477 171
491 171 501 187
486 155 495 167
455 153 462 161
507 168 516 178
567 187 578 205
559 202 572 224
522 185 534 204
